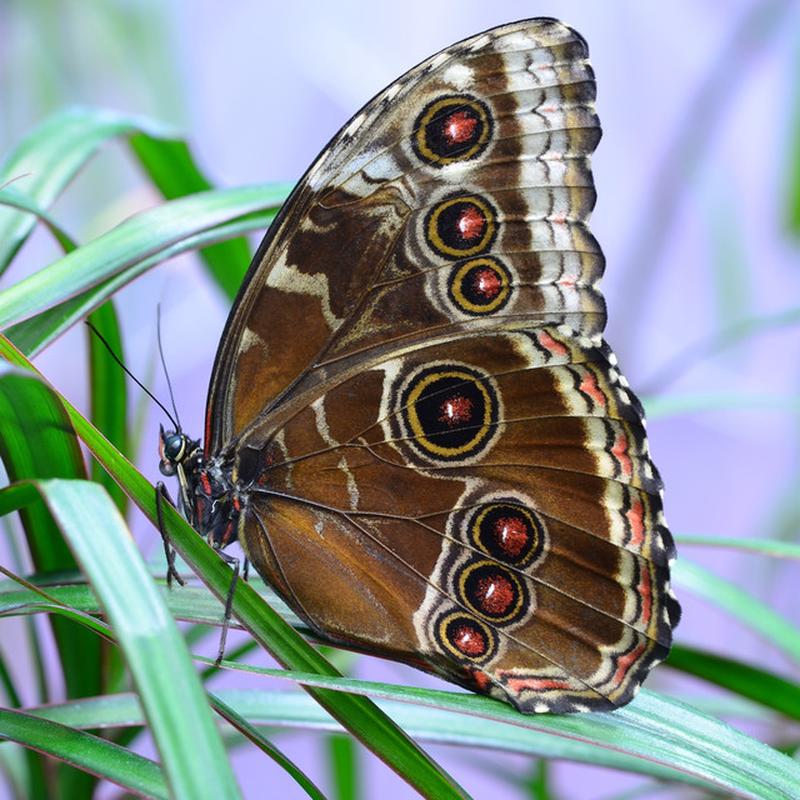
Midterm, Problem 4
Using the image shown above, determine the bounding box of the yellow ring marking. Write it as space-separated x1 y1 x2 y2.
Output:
414 96 491 166
457 559 525 624
437 611 495 663
405 369 493 457
450 258 510 314
426 195 496 258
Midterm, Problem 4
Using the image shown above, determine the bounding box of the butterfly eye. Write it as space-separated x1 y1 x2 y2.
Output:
160 432 186 465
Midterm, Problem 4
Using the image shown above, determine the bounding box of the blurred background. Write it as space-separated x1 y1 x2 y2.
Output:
1 0 799 797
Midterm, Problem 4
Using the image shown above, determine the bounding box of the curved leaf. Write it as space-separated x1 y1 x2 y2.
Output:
1 477 242 800
673 559 800 663
6 214 276 357
0 707 167 799
0 183 289 330
0 107 176 273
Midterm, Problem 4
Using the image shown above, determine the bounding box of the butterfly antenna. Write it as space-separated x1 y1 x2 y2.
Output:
84 320 180 431
156 304 183 432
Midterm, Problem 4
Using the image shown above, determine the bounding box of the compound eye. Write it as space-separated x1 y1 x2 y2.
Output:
164 434 185 461
159 459 176 477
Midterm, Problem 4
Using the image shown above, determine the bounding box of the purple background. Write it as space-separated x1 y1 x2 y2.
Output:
2 1 799 797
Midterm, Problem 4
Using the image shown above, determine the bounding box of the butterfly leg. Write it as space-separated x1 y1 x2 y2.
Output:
213 549 241 665
155 482 186 588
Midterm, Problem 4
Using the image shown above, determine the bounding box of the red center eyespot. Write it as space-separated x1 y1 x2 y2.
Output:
438 394 474 427
494 516 530 558
474 573 516 615
472 267 502 299
442 110 479 145
452 623 487 656
457 206 486 241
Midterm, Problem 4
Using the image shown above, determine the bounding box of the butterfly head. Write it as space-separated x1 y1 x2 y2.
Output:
158 425 200 477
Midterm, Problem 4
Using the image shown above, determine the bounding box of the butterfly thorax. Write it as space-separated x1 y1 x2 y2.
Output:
159 428 243 549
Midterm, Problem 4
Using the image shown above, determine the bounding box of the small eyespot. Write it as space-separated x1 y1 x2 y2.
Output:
413 94 492 167
447 257 511 315
425 194 498 259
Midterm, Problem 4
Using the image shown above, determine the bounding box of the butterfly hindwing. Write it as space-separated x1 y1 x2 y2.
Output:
236 327 678 712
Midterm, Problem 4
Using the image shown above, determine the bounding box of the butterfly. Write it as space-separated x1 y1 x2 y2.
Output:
158 17 680 714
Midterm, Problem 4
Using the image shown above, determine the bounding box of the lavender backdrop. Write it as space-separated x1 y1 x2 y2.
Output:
1 1 799 797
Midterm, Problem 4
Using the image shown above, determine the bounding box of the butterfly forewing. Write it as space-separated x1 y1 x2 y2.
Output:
195 18 679 713
205 18 604 452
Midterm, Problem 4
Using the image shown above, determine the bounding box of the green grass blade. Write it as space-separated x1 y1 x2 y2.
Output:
0 106 178 274
86 302 128 515
207 667 800 799
786 40 800 234
0 187 77 253
327 734 359 800
129 135 256 299
0 337 469 800
0 183 289 330
0 707 167 799
673 559 800 662
209 693 327 800
9 478 243 799
0 371 103 718
0 576 302 643
675 534 800 559
643 392 800 419
5 214 276 357
28 680 800 799
666 644 800 721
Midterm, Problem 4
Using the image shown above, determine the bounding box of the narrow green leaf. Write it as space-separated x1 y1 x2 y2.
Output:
675 534 800 559
0 187 77 253
0 371 102 711
204 667 800 799
29 680 800 798
0 707 167 799
643 392 800 419
673 559 800 663
666 644 800 721
522 761 551 800
3 478 242 800
129 134 255 299
327 734 359 800
86 302 128 514
5 214 276 357
0 106 178 274
0 575 301 637
209 692 327 800
786 39 800 234
0 183 289 330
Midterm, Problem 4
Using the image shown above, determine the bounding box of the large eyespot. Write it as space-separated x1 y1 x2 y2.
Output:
448 257 512 315
412 94 492 167
399 364 500 462
436 611 497 664
425 194 497 259
469 502 547 568
455 559 529 624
